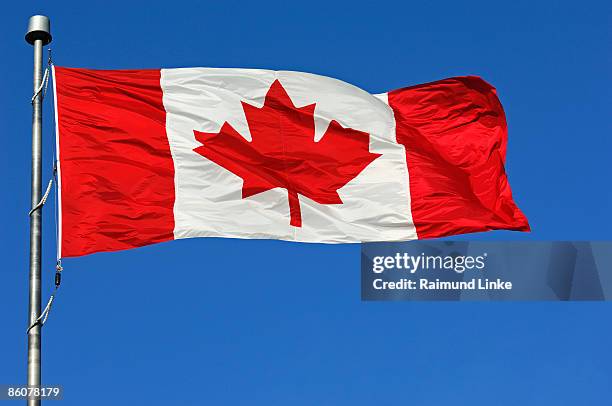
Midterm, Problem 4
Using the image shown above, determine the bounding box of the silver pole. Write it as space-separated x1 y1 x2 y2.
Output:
25 15 51 406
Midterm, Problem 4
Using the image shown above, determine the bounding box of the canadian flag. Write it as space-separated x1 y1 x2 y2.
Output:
53 67 529 257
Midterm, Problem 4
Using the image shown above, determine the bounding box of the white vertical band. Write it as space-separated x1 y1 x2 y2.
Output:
51 65 62 259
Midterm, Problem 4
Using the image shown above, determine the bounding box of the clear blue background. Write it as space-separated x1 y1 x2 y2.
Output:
1 1 611 404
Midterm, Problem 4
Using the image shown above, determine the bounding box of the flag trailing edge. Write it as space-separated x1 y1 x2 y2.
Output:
52 66 529 258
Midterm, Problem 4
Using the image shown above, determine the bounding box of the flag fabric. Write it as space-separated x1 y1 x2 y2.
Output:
53 67 529 258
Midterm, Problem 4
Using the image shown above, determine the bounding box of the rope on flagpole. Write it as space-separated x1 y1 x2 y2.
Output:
26 261 62 334
31 48 51 104
25 46 64 334
26 165 62 334
28 177 53 216
29 49 54 217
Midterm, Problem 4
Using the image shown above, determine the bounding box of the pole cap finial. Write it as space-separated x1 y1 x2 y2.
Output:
26 15 52 45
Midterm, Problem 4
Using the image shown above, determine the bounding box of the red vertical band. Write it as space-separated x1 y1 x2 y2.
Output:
388 76 529 239
54 67 175 257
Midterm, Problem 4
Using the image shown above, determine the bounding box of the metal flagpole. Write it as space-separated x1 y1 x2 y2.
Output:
25 15 51 406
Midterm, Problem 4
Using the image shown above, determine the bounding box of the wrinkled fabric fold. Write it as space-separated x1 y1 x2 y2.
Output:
54 67 175 257
389 76 530 238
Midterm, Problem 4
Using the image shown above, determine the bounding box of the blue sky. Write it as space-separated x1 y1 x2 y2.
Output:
1 1 611 404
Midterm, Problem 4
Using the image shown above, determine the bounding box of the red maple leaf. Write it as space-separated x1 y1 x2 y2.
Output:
193 80 381 227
